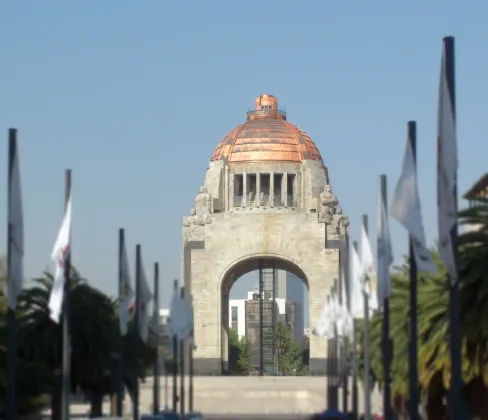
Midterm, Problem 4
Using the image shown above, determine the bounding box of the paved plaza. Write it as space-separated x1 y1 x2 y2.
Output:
54 376 382 418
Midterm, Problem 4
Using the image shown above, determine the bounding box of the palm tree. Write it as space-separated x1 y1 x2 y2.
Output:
17 268 118 418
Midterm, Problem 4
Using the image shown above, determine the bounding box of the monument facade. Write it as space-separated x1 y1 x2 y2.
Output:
181 94 349 375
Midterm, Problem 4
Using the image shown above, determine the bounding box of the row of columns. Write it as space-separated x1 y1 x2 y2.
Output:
241 172 291 208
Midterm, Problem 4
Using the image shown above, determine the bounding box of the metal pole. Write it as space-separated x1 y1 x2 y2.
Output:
116 228 125 416
189 328 194 412
153 262 160 414
272 261 277 374
61 169 72 420
6 128 18 420
164 356 168 409
133 244 142 420
407 122 420 420
441 36 470 420
352 241 359 420
172 280 178 413
362 214 371 420
259 260 264 376
341 241 349 413
331 278 339 409
380 174 393 420
180 286 185 415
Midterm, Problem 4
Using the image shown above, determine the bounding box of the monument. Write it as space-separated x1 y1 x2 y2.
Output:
181 94 349 375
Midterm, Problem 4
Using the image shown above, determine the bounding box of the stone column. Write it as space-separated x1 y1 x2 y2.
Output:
256 172 261 207
242 172 247 207
224 166 229 212
270 172 274 207
229 173 234 209
282 172 288 207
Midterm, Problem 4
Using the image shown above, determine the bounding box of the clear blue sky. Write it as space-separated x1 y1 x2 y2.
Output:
1 1 487 310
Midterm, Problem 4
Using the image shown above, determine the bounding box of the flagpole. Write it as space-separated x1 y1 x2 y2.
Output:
6 129 17 420
352 240 359 420
116 228 125 416
362 214 371 420
380 174 393 420
61 169 72 420
133 244 142 420
404 122 420 420
441 35 468 420
153 262 160 414
189 294 194 413
340 254 349 414
172 279 178 413
330 278 339 410
180 286 186 415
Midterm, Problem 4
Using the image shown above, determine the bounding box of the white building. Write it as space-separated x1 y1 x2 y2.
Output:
159 308 170 325
229 291 289 339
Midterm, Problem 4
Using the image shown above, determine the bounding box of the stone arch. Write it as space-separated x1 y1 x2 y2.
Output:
218 252 309 293
219 253 310 373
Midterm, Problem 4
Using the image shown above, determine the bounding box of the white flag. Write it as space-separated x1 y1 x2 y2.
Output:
377 187 394 303
361 225 375 283
118 238 134 336
391 136 437 273
312 297 335 339
7 133 24 309
49 197 72 323
137 260 153 342
437 42 458 283
350 245 364 319
167 285 193 342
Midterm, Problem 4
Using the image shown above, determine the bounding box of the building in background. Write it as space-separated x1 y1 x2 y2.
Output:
276 270 305 341
229 299 246 338
463 172 488 232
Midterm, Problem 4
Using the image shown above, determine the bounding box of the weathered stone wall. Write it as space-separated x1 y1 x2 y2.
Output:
182 159 347 375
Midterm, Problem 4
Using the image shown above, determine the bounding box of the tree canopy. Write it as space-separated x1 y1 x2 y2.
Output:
358 201 488 419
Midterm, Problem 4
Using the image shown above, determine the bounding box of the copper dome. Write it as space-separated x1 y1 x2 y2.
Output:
210 94 323 164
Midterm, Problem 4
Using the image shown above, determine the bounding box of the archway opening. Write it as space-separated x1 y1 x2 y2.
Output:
221 257 310 376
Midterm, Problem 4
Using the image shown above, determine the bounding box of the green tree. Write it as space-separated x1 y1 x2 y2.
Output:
0 256 50 417
17 268 156 418
228 328 251 375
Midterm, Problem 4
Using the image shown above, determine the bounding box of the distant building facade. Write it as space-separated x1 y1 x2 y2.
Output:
463 172 488 232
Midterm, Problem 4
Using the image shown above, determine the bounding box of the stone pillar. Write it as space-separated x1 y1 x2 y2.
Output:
282 172 288 207
242 172 247 207
270 172 274 207
256 172 261 207
229 173 234 209
224 166 229 212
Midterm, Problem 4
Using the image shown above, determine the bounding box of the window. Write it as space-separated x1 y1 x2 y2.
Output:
260 174 270 204
287 174 295 206
274 173 283 206
231 306 238 322
248 174 257 206
234 174 243 206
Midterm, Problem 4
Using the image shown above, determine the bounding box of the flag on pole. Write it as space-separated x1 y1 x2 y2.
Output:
360 225 375 283
167 285 193 342
377 189 394 303
361 226 379 311
312 296 335 339
49 197 72 323
437 41 458 283
137 259 153 342
118 236 134 336
7 131 24 309
391 134 437 273
350 245 364 319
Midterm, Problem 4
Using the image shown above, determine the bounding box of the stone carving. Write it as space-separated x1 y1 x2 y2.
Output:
195 186 213 218
318 184 338 224
332 207 350 236
183 186 213 228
